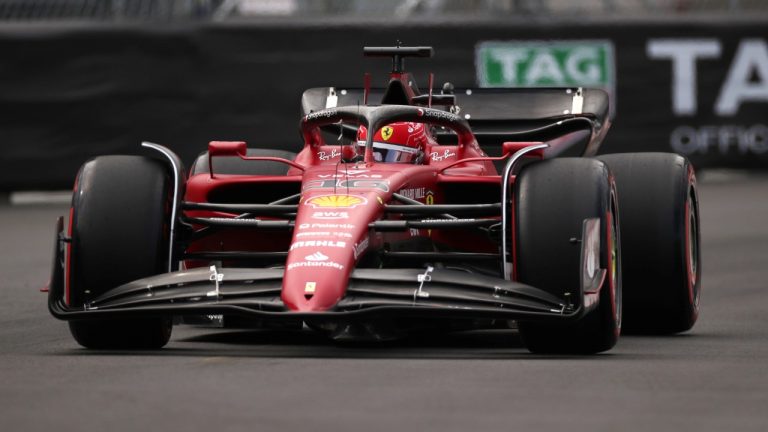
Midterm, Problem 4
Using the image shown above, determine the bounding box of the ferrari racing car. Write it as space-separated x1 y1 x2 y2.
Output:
48 46 701 354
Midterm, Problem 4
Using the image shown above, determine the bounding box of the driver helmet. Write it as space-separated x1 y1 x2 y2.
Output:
356 122 430 163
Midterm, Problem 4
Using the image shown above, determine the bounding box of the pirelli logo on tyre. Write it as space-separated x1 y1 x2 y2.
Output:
304 195 367 209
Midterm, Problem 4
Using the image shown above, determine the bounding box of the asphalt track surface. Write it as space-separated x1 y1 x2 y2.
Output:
1 173 767 432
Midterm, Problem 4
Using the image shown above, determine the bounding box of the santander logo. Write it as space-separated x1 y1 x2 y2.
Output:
305 251 329 261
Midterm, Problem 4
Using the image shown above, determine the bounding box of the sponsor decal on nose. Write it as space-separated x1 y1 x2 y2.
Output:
305 195 366 208
305 251 329 261
290 241 346 250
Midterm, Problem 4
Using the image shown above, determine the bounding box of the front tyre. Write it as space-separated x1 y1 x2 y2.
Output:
515 158 622 354
67 156 174 349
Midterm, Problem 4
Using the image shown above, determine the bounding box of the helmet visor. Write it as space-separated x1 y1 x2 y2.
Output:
357 140 420 163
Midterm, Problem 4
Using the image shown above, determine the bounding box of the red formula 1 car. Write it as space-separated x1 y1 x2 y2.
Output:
48 46 701 354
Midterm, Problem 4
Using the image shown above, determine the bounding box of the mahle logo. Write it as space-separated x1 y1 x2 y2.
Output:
476 40 615 90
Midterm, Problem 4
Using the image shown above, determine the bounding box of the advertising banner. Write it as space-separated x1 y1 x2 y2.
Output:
475 35 768 168
642 37 768 166
0 21 766 190
476 40 616 115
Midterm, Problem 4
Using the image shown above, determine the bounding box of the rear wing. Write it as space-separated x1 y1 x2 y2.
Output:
301 87 611 156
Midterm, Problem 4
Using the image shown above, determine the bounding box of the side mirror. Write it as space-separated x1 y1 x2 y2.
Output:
502 141 545 158
208 141 247 157
208 141 247 178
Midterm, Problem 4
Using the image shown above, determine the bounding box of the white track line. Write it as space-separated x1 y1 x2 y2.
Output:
9 191 71 205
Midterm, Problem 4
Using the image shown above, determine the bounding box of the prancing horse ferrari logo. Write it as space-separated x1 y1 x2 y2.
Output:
381 126 394 141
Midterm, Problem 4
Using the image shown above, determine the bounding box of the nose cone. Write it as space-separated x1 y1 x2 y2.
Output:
281 193 379 312
282 245 355 311
281 164 416 312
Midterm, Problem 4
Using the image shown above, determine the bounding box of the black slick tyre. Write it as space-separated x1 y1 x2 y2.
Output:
67 156 173 349
515 158 622 354
597 153 701 334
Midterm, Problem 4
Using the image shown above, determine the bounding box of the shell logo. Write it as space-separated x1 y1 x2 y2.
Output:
305 195 367 208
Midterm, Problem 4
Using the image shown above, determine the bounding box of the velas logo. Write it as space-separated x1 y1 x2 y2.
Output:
305 195 367 208
476 40 616 113
381 126 394 141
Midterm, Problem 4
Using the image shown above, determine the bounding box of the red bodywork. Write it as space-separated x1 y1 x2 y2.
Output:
185 135 504 313
177 65 538 313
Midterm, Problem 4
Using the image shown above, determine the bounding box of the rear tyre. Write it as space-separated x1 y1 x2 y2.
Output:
515 158 622 354
597 153 700 334
68 156 173 349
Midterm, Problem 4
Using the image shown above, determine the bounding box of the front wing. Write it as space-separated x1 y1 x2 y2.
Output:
48 219 592 324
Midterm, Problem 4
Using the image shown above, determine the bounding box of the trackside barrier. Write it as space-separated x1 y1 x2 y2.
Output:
1 20 766 190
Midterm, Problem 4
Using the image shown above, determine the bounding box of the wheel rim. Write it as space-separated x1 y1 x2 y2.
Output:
687 185 700 307
611 202 622 329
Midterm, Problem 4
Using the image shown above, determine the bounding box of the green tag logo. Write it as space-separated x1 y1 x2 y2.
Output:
476 40 615 88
